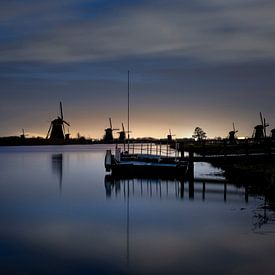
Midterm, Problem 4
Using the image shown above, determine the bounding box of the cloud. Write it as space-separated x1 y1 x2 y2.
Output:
0 0 275 64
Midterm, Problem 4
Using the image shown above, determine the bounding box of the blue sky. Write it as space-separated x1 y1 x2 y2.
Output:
1 0 275 138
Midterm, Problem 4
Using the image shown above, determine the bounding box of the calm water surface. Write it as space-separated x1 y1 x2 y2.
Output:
0 145 274 274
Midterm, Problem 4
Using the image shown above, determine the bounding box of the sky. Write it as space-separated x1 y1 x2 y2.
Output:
0 0 275 139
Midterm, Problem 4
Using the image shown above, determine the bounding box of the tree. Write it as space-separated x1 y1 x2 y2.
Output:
192 127 207 141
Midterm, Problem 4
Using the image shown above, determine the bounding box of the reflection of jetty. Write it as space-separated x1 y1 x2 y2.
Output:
104 175 248 202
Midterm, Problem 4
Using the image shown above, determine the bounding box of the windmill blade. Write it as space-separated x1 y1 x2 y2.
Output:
233 122 235 132
260 112 264 127
169 129 172 135
264 118 267 137
60 101 66 134
60 102 64 120
264 117 269 127
46 124 52 139
112 128 120 131
109 118 112 129
63 120 70 127
122 123 125 132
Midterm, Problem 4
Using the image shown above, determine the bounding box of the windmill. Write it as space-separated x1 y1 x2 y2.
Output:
20 128 28 139
228 122 238 144
118 123 131 142
252 112 269 141
167 129 176 143
46 102 70 140
103 118 119 143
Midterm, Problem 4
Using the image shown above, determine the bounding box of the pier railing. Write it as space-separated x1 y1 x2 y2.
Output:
116 142 181 158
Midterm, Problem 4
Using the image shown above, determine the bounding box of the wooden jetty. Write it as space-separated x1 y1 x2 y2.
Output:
104 142 275 181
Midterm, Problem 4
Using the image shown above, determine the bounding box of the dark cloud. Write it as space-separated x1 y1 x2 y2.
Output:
0 0 275 137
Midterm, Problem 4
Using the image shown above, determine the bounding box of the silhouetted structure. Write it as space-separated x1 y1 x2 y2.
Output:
46 102 70 140
167 129 175 143
103 118 119 143
20 128 27 139
253 112 269 141
271 129 275 141
118 123 126 142
228 122 238 144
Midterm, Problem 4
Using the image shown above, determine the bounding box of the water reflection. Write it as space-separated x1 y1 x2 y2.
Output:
104 175 248 202
1 146 275 274
51 154 63 194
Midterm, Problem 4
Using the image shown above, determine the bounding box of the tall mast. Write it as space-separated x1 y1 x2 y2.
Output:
127 70 130 149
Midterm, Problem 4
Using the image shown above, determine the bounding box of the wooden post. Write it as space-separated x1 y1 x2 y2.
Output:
187 147 194 200
202 182 205 200
187 147 194 182
224 183 227 202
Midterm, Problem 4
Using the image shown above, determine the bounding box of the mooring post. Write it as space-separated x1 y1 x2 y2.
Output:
187 147 194 180
224 183 227 202
180 142 184 159
202 182 205 200
187 147 195 200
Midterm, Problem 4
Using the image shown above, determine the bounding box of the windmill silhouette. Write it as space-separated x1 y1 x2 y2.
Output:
46 102 70 140
252 112 269 141
118 123 131 142
167 129 176 143
20 128 28 139
103 118 119 143
228 122 238 144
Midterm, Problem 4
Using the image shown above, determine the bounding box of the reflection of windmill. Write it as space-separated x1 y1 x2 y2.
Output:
118 123 131 142
167 129 175 143
228 122 238 144
253 112 269 141
103 118 119 143
51 154 63 195
46 102 70 140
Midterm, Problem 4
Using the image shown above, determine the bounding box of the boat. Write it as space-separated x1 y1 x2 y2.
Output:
105 148 188 178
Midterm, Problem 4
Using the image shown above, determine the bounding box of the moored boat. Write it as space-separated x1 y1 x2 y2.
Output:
105 148 187 178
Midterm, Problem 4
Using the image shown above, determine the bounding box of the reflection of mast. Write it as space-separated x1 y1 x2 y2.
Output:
126 179 130 267
51 154 63 195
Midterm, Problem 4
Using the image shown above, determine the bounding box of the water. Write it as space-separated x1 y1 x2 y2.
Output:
0 145 274 274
